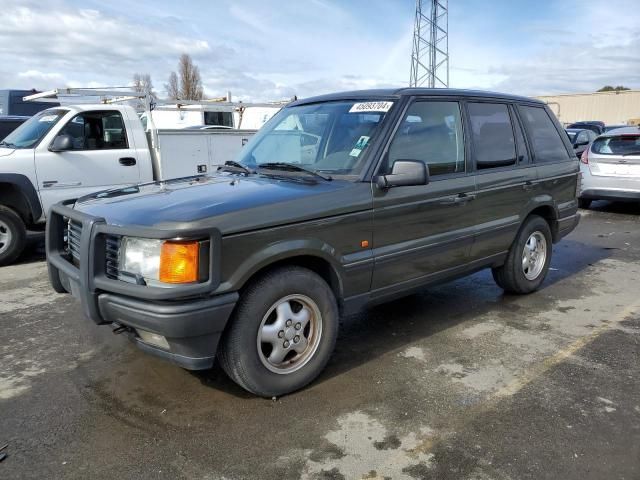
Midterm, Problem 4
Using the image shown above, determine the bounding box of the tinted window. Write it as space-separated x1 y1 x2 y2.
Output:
468 103 516 169
387 101 465 176
204 111 233 127
592 134 640 155
519 106 570 163
57 111 129 150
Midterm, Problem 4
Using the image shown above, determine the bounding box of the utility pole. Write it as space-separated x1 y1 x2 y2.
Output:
409 0 449 88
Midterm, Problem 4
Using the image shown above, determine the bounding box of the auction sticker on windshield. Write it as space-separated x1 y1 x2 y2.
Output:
349 101 394 113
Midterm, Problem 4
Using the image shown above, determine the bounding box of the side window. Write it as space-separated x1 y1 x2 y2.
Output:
387 101 465 176
468 102 516 169
511 107 529 164
518 106 570 163
57 111 129 150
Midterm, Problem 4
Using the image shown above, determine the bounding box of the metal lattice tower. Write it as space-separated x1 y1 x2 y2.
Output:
409 0 449 88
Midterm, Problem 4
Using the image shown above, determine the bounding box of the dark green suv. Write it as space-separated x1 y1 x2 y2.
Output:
47 88 580 396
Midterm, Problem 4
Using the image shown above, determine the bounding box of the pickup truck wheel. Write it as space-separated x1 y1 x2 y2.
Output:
0 205 27 266
218 266 339 397
491 215 552 294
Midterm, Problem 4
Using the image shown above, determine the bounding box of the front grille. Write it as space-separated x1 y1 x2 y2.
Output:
105 235 122 279
66 219 82 262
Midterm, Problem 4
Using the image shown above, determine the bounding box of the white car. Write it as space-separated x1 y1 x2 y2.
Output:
578 126 640 208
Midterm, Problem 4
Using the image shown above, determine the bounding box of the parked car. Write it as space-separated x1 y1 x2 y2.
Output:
46 88 580 397
578 126 640 208
0 115 29 140
565 128 597 159
0 104 256 265
566 121 605 135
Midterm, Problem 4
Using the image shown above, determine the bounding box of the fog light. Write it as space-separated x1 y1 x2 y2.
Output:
137 329 170 350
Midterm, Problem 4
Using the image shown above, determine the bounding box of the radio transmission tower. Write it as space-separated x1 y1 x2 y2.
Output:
409 0 449 88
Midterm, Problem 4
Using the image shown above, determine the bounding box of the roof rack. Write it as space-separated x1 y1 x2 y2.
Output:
23 87 295 111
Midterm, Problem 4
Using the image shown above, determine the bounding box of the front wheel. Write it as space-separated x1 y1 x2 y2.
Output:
0 205 27 266
217 266 339 397
492 215 552 294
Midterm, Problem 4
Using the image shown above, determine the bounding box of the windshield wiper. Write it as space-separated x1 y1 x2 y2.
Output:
0 141 16 148
622 151 640 157
258 162 332 181
218 160 255 175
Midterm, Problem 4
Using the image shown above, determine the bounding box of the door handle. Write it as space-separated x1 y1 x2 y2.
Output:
119 157 136 166
523 181 536 191
439 193 476 205
42 181 82 188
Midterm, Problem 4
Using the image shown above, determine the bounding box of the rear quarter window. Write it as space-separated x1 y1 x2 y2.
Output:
519 106 570 163
592 134 640 155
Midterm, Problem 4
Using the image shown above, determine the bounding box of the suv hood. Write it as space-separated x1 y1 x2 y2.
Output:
0 147 15 157
74 173 372 234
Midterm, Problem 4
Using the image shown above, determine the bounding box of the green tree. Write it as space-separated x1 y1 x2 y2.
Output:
597 85 630 92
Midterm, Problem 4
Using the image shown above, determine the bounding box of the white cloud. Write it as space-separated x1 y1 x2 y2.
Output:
0 0 637 102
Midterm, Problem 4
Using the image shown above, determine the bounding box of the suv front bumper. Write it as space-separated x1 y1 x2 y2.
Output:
46 201 235 370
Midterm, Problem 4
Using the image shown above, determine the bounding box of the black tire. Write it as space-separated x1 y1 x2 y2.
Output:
217 266 339 397
0 205 27 266
492 215 552 294
578 198 592 209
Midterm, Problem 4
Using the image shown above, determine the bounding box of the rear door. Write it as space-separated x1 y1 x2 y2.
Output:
467 101 538 259
371 98 476 292
35 109 142 211
588 132 640 178
518 105 579 213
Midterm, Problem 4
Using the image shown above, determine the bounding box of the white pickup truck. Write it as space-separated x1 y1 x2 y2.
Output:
0 103 257 265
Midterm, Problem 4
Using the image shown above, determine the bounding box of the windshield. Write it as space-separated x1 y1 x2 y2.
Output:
592 134 640 155
235 100 394 176
565 131 577 142
0 109 67 149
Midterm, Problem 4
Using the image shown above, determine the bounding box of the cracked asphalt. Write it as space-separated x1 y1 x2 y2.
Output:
1 201 639 480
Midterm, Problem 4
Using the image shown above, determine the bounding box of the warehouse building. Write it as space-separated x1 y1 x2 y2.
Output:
536 89 640 126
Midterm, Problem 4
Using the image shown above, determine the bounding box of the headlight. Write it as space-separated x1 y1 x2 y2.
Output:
119 237 201 285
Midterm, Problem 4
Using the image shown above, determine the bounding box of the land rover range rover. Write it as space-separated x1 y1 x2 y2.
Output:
47 88 580 396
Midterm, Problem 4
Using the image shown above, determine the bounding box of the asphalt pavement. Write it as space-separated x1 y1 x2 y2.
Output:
1 201 639 480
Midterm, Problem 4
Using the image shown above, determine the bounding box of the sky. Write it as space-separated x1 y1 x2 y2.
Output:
1 0 639 102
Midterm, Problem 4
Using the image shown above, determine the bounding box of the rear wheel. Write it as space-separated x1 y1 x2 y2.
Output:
0 205 27 266
578 198 592 209
492 215 552 294
218 266 339 397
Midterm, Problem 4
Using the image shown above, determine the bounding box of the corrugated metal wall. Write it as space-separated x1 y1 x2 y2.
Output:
536 90 640 125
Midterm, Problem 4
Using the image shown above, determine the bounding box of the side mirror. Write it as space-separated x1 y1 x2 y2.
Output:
376 160 429 189
49 134 73 152
575 140 589 147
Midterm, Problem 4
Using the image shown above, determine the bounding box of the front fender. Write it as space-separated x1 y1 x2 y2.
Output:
0 173 43 221
218 237 345 295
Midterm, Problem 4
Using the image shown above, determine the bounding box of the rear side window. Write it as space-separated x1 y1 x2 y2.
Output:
468 102 516 169
519 106 570 163
592 134 640 155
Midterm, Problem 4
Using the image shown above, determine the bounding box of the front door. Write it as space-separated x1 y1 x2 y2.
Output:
371 99 476 292
34 109 141 213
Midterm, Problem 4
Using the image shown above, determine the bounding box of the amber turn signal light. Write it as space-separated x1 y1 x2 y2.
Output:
159 241 199 283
